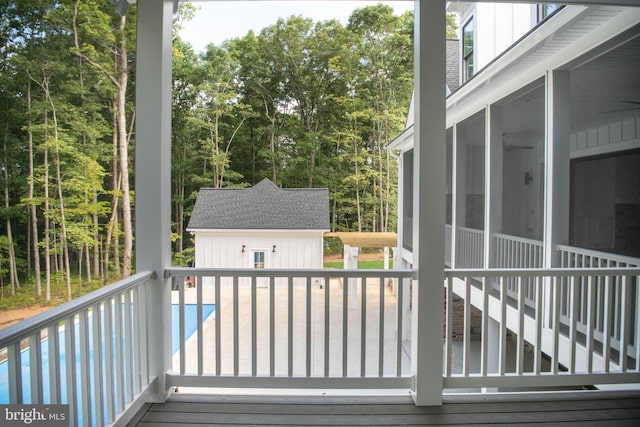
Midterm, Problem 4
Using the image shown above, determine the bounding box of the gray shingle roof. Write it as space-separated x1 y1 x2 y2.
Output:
187 179 330 230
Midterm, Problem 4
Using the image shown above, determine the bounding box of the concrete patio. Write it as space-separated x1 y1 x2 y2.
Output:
170 277 411 379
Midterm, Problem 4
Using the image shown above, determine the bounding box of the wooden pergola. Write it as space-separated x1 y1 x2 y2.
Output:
324 232 398 249
325 232 399 310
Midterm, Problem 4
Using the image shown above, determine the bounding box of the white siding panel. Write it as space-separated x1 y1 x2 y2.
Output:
577 130 587 150
610 121 622 143
622 118 635 141
570 117 640 159
597 125 609 146
194 230 324 270
587 128 598 148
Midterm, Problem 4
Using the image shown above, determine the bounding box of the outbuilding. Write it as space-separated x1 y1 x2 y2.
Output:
187 179 330 275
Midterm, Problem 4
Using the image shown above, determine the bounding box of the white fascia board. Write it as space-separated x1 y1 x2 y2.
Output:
387 124 415 153
188 228 329 233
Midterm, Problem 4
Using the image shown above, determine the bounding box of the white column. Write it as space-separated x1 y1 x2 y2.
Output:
482 317 500 393
383 247 390 270
543 70 570 268
350 246 359 309
411 0 446 406
135 0 174 402
484 105 503 268
542 70 571 334
343 244 350 270
395 155 405 257
450 124 459 268
452 124 467 267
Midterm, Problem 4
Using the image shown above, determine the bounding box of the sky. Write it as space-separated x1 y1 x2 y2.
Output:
179 1 414 53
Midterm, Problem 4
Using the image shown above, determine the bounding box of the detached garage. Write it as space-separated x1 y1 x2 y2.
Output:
187 179 330 273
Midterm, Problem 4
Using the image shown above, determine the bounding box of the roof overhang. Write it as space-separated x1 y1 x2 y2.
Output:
387 3 640 152
387 124 414 154
188 228 329 233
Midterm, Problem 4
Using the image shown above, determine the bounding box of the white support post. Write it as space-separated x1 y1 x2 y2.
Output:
542 70 570 339
482 317 500 393
343 244 350 270
543 70 570 269
135 0 174 402
484 105 503 269
411 0 446 406
383 247 390 270
350 246 359 309
452 124 466 268
449 125 458 267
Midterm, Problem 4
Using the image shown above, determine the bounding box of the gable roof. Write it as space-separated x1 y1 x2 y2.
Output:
187 179 330 231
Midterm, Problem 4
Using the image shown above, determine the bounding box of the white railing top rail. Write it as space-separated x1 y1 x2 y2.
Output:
445 267 640 278
0 270 155 349
458 226 484 234
557 245 640 266
494 233 543 247
165 267 417 280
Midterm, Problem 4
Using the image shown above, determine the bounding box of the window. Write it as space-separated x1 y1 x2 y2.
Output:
253 251 265 269
462 18 474 82
537 4 560 22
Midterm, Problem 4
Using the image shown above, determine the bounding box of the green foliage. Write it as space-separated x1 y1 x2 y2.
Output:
0 3 446 302
0 273 108 310
170 3 417 253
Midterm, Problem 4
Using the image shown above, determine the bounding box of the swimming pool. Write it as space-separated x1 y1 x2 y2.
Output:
0 303 215 424
171 304 215 353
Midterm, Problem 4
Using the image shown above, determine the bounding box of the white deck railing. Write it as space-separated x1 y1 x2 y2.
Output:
495 233 544 269
444 268 640 390
457 227 485 268
0 272 156 427
3 264 640 425
164 267 415 390
494 234 544 305
557 245 639 359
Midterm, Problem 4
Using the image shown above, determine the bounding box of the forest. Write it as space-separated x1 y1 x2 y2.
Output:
0 0 455 304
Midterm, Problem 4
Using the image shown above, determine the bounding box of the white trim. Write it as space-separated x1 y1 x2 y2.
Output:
570 137 640 159
187 228 329 233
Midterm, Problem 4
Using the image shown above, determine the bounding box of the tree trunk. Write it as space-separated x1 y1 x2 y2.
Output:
43 120 51 301
43 79 72 300
92 192 100 277
2 96 19 294
26 80 42 296
117 15 132 277
176 172 184 253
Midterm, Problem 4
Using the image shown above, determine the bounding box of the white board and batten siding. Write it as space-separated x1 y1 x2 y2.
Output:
186 179 330 287
193 229 324 270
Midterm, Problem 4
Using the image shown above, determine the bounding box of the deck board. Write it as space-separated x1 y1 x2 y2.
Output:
131 391 640 426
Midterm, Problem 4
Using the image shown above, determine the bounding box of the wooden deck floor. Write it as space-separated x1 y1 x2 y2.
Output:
130 390 640 426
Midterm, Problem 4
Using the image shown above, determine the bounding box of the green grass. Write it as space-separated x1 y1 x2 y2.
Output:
323 260 393 269
0 275 115 310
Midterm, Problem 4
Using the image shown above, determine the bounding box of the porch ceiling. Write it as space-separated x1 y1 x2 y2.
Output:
486 23 640 140
325 231 397 248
